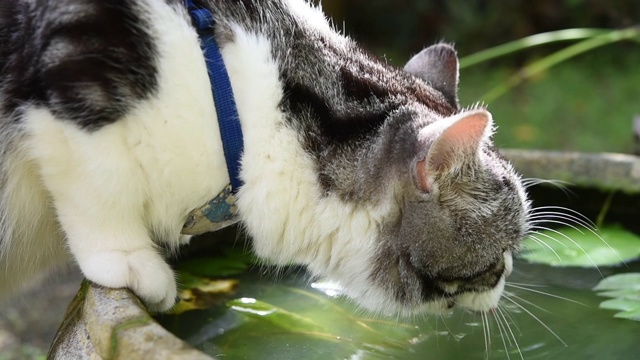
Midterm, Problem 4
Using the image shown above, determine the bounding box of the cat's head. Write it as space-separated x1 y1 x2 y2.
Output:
362 45 530 315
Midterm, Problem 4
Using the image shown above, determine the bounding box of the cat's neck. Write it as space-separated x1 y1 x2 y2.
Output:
210 0 454 204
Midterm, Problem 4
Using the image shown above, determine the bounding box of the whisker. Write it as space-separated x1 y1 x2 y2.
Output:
497 297 522 335
506 283 585 306
529 219 587 235
530 206 597 228
529 230 569 248
528 212 598 233
530 209 625 266
506 282 547 288
504 291 551 314
526 234 563 261
521 178 574 194
492 309 512 360
481 312 490 359
438 310 454 341
534 226 602 275
503 296 567 347
497 305 524 360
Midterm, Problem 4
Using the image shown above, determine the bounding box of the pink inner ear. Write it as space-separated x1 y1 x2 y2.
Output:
415 159 431 193
427 111 490 172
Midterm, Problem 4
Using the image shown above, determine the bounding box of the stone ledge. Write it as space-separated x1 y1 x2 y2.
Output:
48 281 213 360
502 149 640 194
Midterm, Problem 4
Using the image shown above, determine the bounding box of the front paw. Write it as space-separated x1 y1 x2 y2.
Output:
79 248 177 312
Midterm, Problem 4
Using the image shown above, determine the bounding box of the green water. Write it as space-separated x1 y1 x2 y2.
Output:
158 259 640 359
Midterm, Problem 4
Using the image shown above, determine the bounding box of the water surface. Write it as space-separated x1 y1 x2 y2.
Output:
158 259 640 359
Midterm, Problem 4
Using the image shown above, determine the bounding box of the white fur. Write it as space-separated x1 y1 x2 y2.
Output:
457 251 512 312
16 0 227 310
224 25 396 312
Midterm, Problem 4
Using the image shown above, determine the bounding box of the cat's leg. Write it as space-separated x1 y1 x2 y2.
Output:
26 109 177 311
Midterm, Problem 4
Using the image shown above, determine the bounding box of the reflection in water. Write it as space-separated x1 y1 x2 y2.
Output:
157 259 640 359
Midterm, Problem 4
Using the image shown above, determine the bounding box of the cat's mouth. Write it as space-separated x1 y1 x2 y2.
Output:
439 251 513 313
387 251 514 314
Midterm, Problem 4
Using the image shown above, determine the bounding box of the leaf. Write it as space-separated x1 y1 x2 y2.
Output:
599 298 639 312
168 273 238 315
594 273 640 291
615 308 640 321
227 298 329 334
594 273 640 322
521 225 640 267
226 287 425 351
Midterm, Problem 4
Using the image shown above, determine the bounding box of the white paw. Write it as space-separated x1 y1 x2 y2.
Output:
79 248 177 312
179 235 193 245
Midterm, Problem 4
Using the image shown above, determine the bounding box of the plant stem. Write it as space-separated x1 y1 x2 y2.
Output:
479 26 640 103
596 191 616 229
459 28 611 69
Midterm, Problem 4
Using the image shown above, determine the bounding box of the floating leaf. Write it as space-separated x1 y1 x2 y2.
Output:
227 298 328 334
594 273 640 291
614 308 640 321
224 288 426 356
168 273 238 315
594 273 640 322
521 225 640 267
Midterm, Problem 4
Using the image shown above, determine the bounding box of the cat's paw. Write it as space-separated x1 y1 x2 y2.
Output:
179 235 193 245
79 248 177 312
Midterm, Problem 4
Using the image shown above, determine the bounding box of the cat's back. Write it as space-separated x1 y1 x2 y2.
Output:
0 0 162 129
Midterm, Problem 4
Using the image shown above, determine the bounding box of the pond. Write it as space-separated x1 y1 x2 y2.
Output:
156 238 640 360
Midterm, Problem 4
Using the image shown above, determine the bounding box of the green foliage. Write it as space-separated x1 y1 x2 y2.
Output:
458 26 640 153
320 0 638 58
521 225 640 267
460 27 640 103
594 273 640 321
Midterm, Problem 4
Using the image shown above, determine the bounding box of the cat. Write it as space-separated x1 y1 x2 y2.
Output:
0 0 530 315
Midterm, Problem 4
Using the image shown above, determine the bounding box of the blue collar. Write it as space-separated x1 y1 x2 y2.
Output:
185 0 244 192
181 0 244 235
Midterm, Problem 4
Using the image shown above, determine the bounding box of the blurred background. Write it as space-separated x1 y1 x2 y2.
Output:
320 0 639 153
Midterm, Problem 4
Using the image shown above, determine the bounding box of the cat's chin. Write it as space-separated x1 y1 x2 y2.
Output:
455 276 506 313
342 282 506 317
333 252 512 316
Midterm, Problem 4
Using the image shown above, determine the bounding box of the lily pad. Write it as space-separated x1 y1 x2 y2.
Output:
594 273 640 321
521 225 640 267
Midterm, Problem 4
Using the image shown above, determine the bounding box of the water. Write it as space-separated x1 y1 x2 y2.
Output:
158 259 640 359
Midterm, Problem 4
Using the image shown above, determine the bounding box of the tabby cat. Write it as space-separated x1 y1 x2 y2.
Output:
0 0 529 314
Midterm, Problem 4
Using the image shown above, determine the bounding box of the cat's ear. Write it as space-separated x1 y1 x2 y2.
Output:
404 43 459 108
427 110 492 172
416 110 493 191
